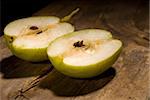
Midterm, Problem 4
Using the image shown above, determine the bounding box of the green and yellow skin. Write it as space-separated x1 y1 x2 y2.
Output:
49 48 121 78
47 29 122 78
4 16 74 62
12 45 48 62
4 34 48 62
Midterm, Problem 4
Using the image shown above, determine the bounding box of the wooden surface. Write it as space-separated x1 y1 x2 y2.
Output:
0 0 149 100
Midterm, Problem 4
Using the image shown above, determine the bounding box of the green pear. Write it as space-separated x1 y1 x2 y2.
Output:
4 16 74 62
47 29 122 78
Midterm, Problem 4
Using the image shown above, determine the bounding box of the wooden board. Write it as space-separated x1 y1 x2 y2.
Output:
0 0 149 100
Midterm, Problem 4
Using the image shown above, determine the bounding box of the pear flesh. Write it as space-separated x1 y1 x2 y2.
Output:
4 16 74 62
47 29 122 78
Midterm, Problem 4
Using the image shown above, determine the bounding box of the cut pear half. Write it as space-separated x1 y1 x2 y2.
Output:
4 16 74 62
47 29 122 78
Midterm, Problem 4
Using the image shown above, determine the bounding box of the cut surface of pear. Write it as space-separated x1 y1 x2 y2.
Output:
47 29 122 78
4 16 60 37
4 16 74 62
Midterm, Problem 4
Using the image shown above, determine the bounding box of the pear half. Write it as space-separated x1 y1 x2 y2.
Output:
4 16 74 62
47 29 122 78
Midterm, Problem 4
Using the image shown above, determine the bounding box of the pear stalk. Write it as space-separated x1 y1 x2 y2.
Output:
61 8 80 22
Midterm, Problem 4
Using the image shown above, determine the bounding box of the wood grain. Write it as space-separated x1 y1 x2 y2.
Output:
0 0 149 100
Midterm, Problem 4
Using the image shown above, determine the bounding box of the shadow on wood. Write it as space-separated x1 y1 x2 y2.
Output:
39 67 116 97
0 56 51 78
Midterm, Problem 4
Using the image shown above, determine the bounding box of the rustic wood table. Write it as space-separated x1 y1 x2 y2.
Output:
0 0 149 100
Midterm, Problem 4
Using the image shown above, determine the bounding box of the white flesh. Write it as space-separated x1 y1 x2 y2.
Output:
13 23 74 49
4 16 60 37
63 40 121 66
47 29 121 66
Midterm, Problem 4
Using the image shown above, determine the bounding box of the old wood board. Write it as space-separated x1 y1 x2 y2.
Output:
0 0 149 100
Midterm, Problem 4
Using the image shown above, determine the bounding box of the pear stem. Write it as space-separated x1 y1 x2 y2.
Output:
61 8 80 22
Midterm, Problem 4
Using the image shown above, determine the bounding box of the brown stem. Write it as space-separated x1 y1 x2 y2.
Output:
15 66 54 100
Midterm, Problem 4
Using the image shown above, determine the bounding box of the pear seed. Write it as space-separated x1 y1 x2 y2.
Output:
36 31 43 34
73 40 85 47
29 26 39 30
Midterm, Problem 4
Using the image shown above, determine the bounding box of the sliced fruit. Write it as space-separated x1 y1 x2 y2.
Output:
47 29 122 78
4 16 74 62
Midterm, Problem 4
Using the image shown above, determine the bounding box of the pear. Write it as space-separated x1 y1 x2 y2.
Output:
47 29 122 78
4 16 74 62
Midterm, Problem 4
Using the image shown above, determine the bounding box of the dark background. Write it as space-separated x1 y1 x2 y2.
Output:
1 0 149 36
1 0 54 36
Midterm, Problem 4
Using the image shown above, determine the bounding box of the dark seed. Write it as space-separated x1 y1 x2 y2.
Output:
36 31 43 34
29 26 39 30
9 37 13 43
73 40 85 47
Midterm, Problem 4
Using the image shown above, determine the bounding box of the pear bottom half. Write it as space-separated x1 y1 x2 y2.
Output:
49 49 121 78
47 29 122 78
